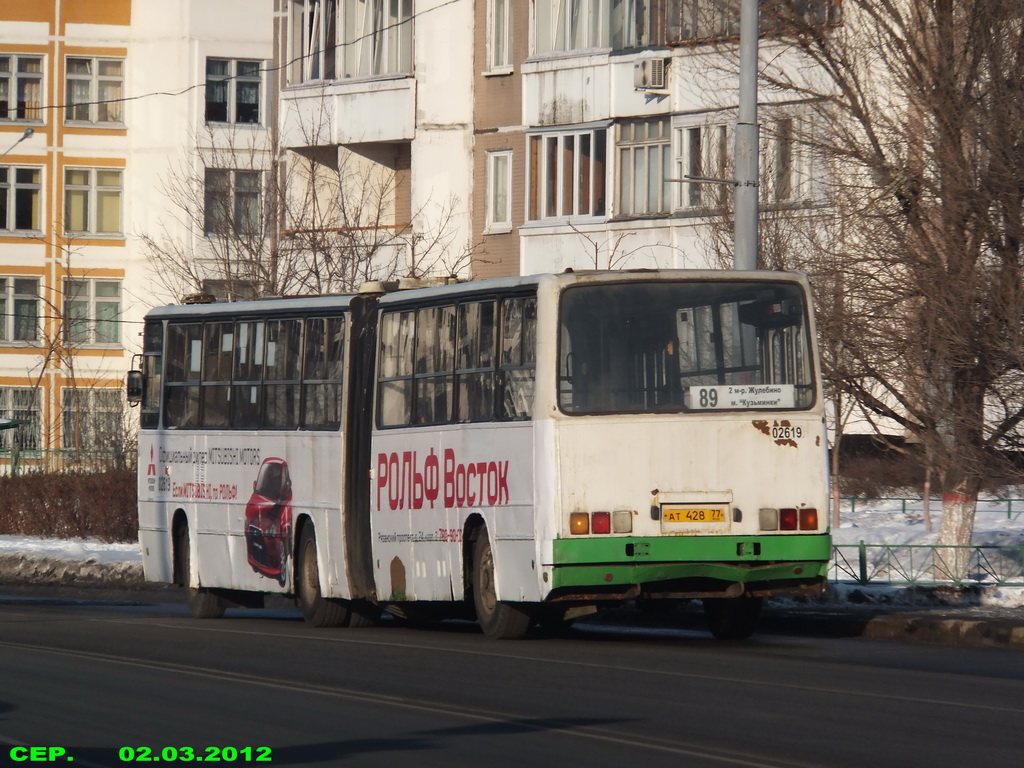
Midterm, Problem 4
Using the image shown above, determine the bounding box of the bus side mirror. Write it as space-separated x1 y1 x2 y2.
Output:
126 370 144 404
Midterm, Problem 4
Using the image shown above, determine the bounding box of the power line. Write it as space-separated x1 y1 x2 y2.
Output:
0 0 465 120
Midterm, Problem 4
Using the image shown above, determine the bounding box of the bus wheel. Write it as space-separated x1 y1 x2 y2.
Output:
346 601 379 628
703 596 762 640
175 524 225 619
296 526 347 628
471 534 532 640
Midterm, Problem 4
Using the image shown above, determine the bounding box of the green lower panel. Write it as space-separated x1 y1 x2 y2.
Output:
550 534 831 590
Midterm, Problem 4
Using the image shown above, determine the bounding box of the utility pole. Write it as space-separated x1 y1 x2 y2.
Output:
734 0 760 271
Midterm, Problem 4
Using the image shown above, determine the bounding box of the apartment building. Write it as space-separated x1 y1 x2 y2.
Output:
279 1 837 281
0 0 273 469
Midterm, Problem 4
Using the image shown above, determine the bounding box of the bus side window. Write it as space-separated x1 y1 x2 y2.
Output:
456 300 496 422
201 322 233 428
164 323 202 428
232 320 265 429
377 310 414 427
501 297 536 420
264 318 302 428
413 305 455 425
302 316 345 430
140 321 163 429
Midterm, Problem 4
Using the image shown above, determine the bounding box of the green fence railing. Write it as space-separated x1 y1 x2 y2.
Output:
831 543 1024 587
841 496 1024 520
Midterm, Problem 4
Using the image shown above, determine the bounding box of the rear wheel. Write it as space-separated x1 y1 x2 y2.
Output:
175 523 224 619
703 596 762 640
472 533 532 639
296 526 347 627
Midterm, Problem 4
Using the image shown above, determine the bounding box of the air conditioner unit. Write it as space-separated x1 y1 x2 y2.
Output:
634 58 669 91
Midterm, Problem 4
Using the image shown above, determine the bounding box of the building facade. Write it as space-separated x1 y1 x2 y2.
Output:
0 0 273 469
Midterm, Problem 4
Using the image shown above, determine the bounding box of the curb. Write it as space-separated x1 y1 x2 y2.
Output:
860 613 1024 649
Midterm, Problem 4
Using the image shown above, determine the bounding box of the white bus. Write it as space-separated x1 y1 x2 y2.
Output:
131 270 830 639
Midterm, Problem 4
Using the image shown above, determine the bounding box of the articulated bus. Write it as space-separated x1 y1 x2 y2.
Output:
130 270 830 639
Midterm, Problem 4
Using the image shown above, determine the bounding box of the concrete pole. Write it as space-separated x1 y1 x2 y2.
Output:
734 0 760 271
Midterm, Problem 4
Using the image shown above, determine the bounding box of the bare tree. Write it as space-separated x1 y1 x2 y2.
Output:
701 0 1024 572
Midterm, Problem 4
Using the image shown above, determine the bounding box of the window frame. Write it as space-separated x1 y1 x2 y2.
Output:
0 54 44 122
60 387 123 452
0 276 40 343
64 56 124 125
63 167 123 235
485 149 513 232
0 165 42 233
527 125 608 222
486 0 513 73
205 58 263 125
0 386 41 452
63 278 122 347
203 168 264 237
673 118 731 213
617 116 672 217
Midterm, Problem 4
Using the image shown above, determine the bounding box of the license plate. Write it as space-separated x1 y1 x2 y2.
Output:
662 507 727 523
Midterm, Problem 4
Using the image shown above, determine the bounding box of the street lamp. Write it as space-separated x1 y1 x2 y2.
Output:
0 127 35 160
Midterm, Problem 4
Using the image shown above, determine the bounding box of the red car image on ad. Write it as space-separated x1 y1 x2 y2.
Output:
244 457 292 585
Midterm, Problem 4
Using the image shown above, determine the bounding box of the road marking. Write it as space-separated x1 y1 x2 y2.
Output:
86 616 1024 716
0 638 815 768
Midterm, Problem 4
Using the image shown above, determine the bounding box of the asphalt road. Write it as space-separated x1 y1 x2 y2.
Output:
0 598 1022 768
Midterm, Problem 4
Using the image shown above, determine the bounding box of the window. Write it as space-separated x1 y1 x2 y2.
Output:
204 169 263 236
64 279 121 346
0 166 41 232
291 0 338 82
485 150 513 231
558 281 814 414
674 120 730 210
535 0 608 53
761 114 820 205
0 55 43 121
528 127 607 220
163 315 346 431
376 295 536 428
0 277 39 342
0 387 40 451
206 58 262 124
341 0 413 78
64 168 123 234
291 0 413 82
61 388 122 451
618 117 671 216
65 57 123 124
487 0 512 71
668 0 841 43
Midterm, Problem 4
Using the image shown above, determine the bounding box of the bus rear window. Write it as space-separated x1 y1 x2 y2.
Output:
558 281 815 414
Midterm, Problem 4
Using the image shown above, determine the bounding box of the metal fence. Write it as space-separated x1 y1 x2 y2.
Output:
831 543 1024 587
842 496 1024 519
0 448 135 475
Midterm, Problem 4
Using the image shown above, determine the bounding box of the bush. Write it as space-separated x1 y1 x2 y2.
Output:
0 470 137 543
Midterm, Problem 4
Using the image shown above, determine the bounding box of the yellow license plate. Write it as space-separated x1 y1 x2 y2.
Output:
662 507 727 523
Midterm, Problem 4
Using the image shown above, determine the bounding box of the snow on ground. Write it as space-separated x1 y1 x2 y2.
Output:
1 496 1023 605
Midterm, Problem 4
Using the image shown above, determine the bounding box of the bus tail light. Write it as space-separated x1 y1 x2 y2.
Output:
570 513 590 535
612 509 633 534
799 508 819 530
779 508 798 530
759 508 779 531
591 512 611 534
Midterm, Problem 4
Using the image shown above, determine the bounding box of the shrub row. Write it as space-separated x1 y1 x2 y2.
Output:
0 470 137 543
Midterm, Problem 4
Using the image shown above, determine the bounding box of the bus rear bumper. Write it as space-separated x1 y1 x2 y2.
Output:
548 534 830 601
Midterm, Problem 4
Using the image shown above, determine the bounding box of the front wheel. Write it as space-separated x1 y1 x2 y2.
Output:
703 596 762 640
471 534 532 640
296 526 348 628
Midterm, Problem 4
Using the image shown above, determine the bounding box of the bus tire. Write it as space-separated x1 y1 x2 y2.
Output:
297 526 347 628
472 533 532 640
703 596 762 640
346 601 379 628
175 523 225 620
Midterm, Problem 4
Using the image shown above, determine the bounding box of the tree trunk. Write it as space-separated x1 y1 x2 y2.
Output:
934 474 981 582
